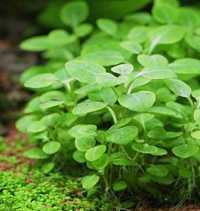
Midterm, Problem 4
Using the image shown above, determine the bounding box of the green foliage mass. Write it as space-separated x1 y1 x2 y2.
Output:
0 170 111 211
17 0 200 203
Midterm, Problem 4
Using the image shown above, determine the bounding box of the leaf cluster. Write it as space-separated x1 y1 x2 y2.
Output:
17 0 200 200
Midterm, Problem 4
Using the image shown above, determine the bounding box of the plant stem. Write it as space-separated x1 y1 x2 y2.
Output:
65 81 72 92
107 106 117 124
127 82 134 94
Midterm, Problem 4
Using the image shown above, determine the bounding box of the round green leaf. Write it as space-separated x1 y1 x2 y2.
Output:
119 91 156 112
132 143 167 156
42 162 55 174
20 36 52 51
153 2 178 24
149 106 183 119
120 41 143 54
60 1 89 28
69 124 97 139
27 121 47 133
149 25 185 52
137 54 168 67
165 79 191 98
72 100 107 116
75 137 96 152
43 141 61 155
97 19 118 37
107 126 138 145
75 23 93 37
81 174 99 190
73 151 86 163
191 131 200 140
89 87 117 105
24 73 58 89
172 144 199 158
113 180 127 192
81 50 125 66
111 152 132 166
89 154 109 170
24 148 48 160
111 63 133 75
147 165 169 177
16 115 37 133
85 145 107 161
194 109 200 123
169 58 200 75
128 26 149 43
138 67 177 79
65 60 105 83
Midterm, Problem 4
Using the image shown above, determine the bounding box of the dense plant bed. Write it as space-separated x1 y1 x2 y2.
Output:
17 0 200 207
0 137 113 211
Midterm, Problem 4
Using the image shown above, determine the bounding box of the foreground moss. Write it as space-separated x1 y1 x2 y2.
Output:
0 169 112 211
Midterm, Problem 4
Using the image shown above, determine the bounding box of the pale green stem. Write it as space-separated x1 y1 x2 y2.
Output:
107 106 117 124
188 97 194 107
127 82 134 94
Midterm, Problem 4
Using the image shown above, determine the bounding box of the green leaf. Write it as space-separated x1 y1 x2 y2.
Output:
129 77 151 89
48 30 77 45
24 148 48 159
72 100 107 116
41 113 61 127
107 126 138 145
42 162 55 174
42 141 61 155
113 180 127 192
65 60 105 83
69 124 97 139
152 2 178 24
73 151 86 163
165 79 191 98
128 26 149 43
16 115 37 133
60 1 89 28
24 73 58 89
138 67 177 79
156 87 176 103
111 152 132 166
20 36 52 51
125 12 152 25
89 88 117 105
25 91 65 112
134 113 154 129
27 121 47 133
185 33 200 53
85 145 107 161
172 144 199 158
95 72 121 87
74 23 93 37
191 131 200 140
120 41 143 54
149 25 185 52
147 165 169 177
75 137 96 152
148 106 183 119
169 58 200 76
111 63 133 75
119 91 156 112
81 174 100 190
194 109 200 123
97 19 118 37
137 54 168 67
178 8 200 28
132 143 167 156
89 154 109 170
81 50 125 66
